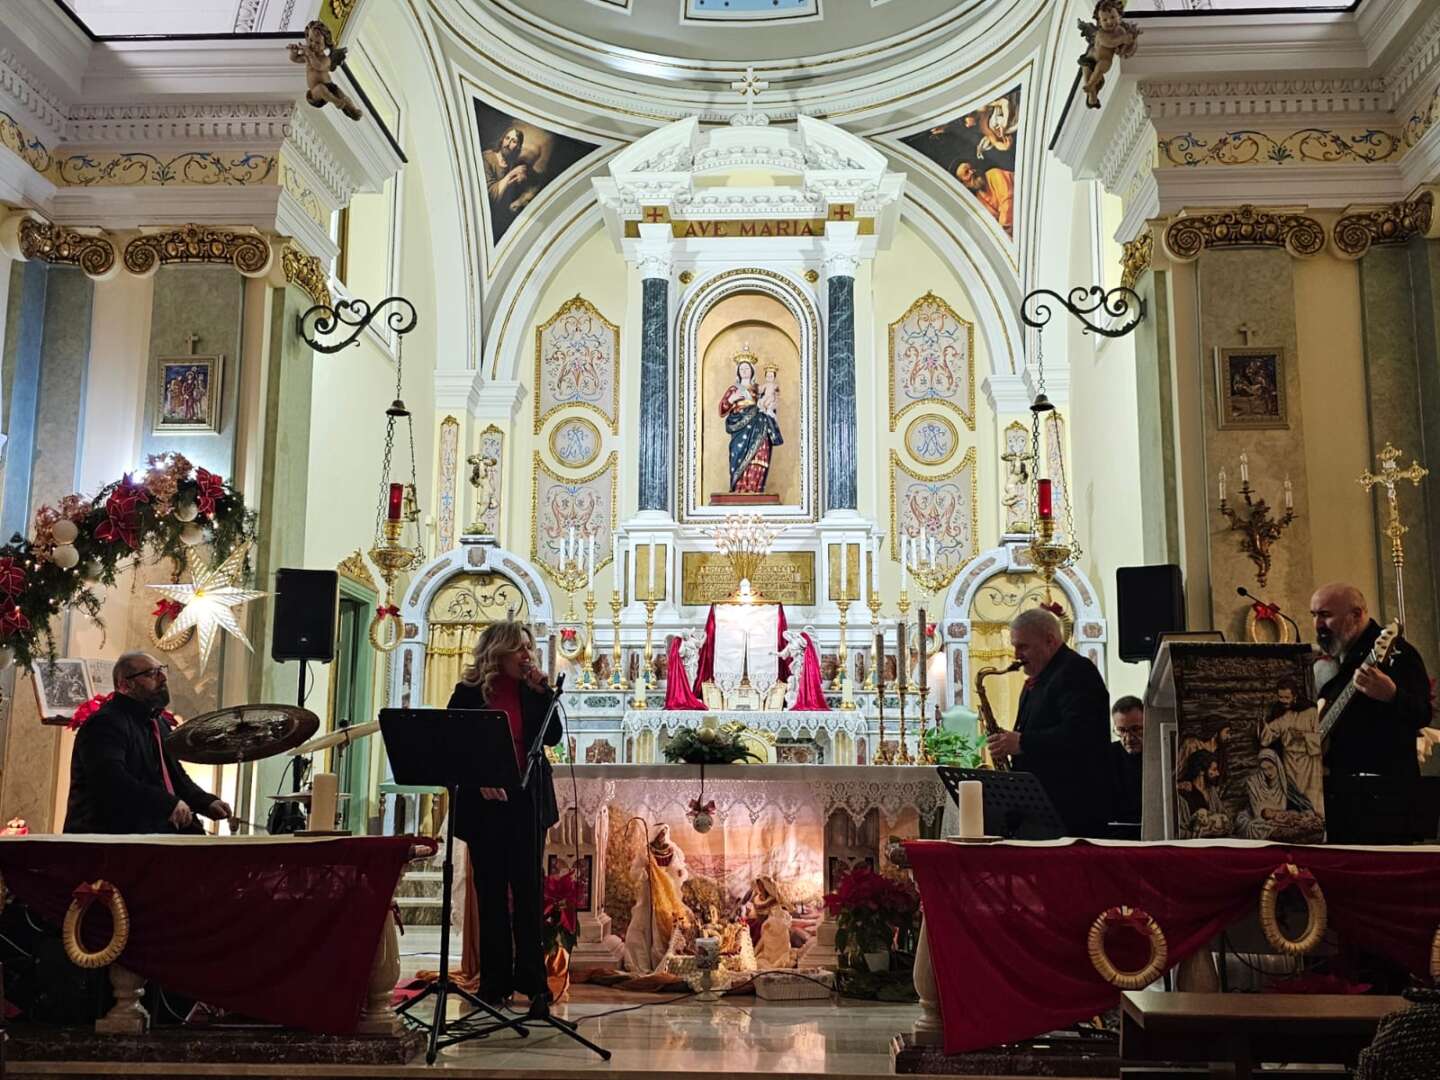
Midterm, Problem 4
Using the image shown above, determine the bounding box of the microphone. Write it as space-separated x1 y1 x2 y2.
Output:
1236 586 1303 641
552 671 566 697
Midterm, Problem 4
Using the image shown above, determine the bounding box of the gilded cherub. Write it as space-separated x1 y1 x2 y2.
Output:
287 20 364 121
1077 0 1140 110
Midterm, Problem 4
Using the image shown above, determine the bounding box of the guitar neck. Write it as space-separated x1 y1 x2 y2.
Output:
1318 681 1359 741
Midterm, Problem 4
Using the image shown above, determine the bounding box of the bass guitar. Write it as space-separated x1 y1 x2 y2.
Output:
1317 621 1399 750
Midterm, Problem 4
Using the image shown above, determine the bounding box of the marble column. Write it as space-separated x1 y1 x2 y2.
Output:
637 247 672 513
824 248 859 511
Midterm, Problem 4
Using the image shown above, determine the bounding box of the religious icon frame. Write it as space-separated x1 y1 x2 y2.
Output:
33 658 94 724
1215 346 1288 431
153 353 224 435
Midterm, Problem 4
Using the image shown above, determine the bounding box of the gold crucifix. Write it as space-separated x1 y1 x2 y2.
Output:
1359 442 1429 629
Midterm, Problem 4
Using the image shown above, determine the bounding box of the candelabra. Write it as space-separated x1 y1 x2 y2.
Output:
631 598 659 709
894 590 914 765
864 590 882 690
1217 454 1294 589
833 599 857 710
714 514 784 602
578 589 598 690
609 590 627 690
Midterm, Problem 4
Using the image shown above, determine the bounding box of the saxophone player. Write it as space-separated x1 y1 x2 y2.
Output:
985 608 1114 837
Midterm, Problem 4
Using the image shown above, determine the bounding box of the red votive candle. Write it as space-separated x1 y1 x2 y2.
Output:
387 482 404 521
1038 479 1053 521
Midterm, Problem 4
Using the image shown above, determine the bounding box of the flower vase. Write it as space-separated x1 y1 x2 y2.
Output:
863 949 890 974
545 946 571 1002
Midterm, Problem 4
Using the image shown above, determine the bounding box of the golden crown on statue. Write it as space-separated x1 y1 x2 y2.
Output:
732 344 761 370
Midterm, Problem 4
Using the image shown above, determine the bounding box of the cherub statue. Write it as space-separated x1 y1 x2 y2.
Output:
778 627 812 710
464 453 498 535
678 626 707 688
1077 0 1140 110
288 20 364 121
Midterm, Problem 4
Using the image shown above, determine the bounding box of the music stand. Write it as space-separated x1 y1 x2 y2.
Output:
937 766 1066 840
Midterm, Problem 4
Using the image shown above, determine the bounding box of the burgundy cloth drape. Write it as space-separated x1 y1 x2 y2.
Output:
664 635 707 710
905 839 1440 1055
789 634 829 711
692 602 791 691
0 835 428 1034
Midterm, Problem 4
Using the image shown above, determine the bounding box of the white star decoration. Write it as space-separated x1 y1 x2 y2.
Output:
148 542 268 668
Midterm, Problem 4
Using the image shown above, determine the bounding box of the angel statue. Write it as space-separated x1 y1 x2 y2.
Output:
463 453 498 535
287 20 364 121
678 627 707 688
1077 0 1140 110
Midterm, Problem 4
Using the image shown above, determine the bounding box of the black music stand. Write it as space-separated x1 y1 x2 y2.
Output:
937 766 1066 840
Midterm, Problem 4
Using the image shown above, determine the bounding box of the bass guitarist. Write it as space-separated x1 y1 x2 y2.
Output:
1310 582 1430 843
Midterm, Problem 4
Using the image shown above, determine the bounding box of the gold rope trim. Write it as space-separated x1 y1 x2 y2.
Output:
62 879 130 969
1087 906 1168 990
1258 863 1327 957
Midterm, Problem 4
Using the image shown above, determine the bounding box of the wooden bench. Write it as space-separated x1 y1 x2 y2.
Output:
1120 991 1406 1079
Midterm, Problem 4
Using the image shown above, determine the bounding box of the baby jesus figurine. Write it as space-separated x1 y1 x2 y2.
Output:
1077 0 1140 110
758 365 781 419
288 20 364 121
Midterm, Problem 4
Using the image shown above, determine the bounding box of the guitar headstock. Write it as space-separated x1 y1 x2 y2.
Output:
1372 621 1400 665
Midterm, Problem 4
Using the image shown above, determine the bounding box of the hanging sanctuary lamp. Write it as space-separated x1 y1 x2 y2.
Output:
1025 327 1081 595
367 345 424 652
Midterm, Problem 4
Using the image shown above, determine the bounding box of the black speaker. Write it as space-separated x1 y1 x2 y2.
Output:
1116 564 1185 663
271 568 339 662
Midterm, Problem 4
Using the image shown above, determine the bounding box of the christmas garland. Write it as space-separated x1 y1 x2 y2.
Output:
0 453 257 670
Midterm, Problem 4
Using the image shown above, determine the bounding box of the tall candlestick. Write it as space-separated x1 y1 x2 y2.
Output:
1283 477 1293 510
874 630 885 692
899 535 908 593
387 482 404 522
1219 468 1227 503
1239 451 1249 483
613 533 621 586
1037 479 1053 521
917 607 927 695
896 621 907 690
647 535 657 598
870 534 880 593
839 539 847 599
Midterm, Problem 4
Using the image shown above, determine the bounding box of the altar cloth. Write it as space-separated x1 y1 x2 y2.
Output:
905 838 1440 1054
0 835 426 1034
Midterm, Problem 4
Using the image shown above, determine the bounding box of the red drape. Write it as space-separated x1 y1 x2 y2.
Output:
789 634 829 711
905 838 1440 1055
692 602 790 691
0 835 427 1035
664 635 707 710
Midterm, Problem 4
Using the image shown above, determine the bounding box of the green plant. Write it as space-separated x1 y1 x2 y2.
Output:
922 726 984 768
662 724 762 765
823 866 920 959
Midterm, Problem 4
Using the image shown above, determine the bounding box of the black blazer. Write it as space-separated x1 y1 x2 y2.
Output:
64 693 219 834
447 679 562 841
1321 619 1429 788
1013 645 1114 836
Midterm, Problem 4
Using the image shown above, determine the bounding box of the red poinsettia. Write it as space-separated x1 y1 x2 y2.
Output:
823 865 919 957
69 693 178 732
0 604 30 639
95 480 150 550
194 468 225 518
542 870 584 954
0 557 26 600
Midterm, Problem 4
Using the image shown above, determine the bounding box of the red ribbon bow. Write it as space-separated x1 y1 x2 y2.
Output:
377 604 400 618
1253 601 1279 621
0 605 30 638
1272 864 1316 894
152 599 184 620
560 628 577 641
1103 906 1153 932
71 881 115 913
0 557 26 599
194 468 225 517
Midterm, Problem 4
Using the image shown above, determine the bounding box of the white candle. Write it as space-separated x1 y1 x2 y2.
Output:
588 535 596 581
871 534 880 592
569 526 577 565
839 538 847 599
1284 477 1293 509
1218 468 1227 502
310 772 339 833
613 532 621 580
1239 452 1249 483
899 535 908 593
920 526 928 565
958 780 983 838
647 535 657 597
929 534 936 565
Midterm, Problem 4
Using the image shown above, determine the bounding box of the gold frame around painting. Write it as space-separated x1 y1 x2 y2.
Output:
153 354 224 434
1216 346 1288 431
548 414 603 470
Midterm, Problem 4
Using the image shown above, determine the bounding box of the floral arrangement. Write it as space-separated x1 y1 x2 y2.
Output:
0 453 256 670
542 870 585 955
663 723 762 765
921 727 984 768
823 865 920 958
69 692 178 733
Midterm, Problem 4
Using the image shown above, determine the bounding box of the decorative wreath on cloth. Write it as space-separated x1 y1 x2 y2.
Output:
1259 862 1327 956
62 879 130 969
1087 905 1169 990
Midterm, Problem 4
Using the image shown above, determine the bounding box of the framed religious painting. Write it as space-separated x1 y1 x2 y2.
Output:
153 355 224 434
33 658 93 723
1216 347 1287 430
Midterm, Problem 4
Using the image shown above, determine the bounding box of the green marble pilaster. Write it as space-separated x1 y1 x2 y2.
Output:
1133 267 1180 567
1358 243 1440 665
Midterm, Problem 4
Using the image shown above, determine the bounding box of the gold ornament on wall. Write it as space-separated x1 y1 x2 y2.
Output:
123 225 273 278
337 550 378 592
281 244 332 309
1332 192 1435 260
17 218 116 279
1163 205 1325 262
534 295 621 434
888 291 976 433
1119 231 1153 291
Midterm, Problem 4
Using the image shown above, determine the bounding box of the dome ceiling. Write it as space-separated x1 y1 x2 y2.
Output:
489 0 971 64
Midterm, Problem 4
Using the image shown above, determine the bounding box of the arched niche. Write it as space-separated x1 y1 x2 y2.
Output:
387 541 558 710
676 267 821 524
940 544 1108 724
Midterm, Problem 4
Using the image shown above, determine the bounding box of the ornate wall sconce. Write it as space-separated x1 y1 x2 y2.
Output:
1217 453 1294 588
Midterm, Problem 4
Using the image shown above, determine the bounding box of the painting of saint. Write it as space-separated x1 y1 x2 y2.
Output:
473 100 599 247
901 88 1021 238
154 357 222 434
1218 348 1287 429
719 358 784 494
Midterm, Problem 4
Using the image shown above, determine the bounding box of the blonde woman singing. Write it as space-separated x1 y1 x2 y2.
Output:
449 620 562 1015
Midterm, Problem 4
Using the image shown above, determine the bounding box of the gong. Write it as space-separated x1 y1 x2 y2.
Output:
165 704 320 764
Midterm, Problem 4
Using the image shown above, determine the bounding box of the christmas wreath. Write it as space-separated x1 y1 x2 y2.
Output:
663 724 763 765
0 453 257 670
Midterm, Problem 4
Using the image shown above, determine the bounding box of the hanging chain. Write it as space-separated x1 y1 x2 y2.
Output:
1029 329 1046 519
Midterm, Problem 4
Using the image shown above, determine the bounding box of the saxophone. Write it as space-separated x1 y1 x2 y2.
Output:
975 660 1022 770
